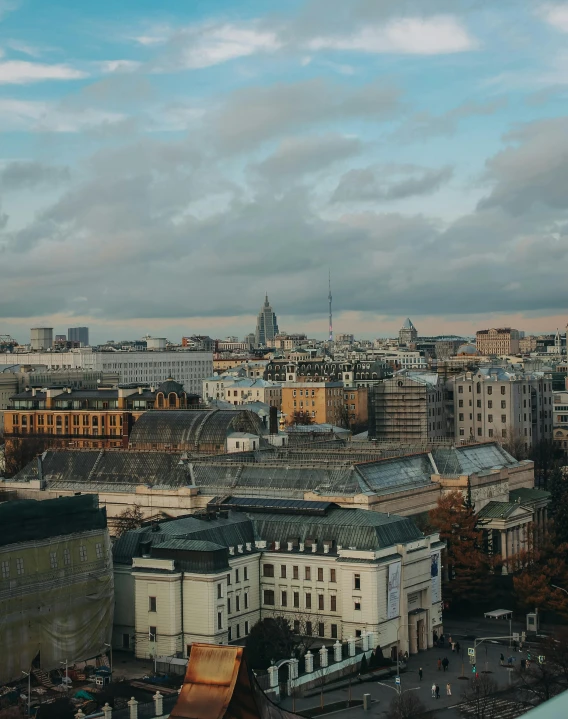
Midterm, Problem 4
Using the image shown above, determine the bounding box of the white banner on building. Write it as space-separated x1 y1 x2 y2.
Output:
387 561 402 619
431 552 441 604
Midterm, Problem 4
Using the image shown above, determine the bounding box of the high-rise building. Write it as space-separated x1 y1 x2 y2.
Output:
399 318 418 346
30 327 53 350
68 326 89 346
254 295 279 347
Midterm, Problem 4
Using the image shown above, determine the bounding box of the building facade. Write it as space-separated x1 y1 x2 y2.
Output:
452 368 553 451
203 377 282 408
281 382 368 425
368 372 447 442
399 319 418 347
4 379 197 450
265 359 389 388
552 390 568 462
254 295 279 347
0 494 112 684
112 500 443 660
476 328 520 356
0 349 213 396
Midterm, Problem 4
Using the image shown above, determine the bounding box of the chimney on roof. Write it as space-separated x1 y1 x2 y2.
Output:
138 386 142 394
269 406 278 435
31 387 36 397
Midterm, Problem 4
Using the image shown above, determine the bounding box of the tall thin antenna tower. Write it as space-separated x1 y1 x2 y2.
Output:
328 270 333 343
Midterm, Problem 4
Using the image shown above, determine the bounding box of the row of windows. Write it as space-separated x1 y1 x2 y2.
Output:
226 566 249 585
227 622 250 641
263 565 339 583
227 593 249 613
263 590 341 611
1 543 101 579
458 399 508 409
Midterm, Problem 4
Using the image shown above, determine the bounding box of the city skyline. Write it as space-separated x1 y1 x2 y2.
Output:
0 1 568 342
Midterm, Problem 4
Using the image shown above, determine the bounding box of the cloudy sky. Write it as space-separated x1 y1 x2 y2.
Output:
0 0 568 344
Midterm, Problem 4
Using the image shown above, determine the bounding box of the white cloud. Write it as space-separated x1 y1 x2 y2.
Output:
0 60 86 84
539 3 568 32
0 99 125 132
176 24 281 69
309 15 478 55
96 60 142 74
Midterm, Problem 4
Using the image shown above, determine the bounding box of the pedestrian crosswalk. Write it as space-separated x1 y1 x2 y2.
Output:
458 697 526 718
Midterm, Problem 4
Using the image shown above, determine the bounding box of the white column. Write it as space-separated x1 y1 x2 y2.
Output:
102 704 112 719
334 641 342 662
128 698 138 719
289 658 299 680
348 637 356 657
268 665 279 688
305 651 314 673
362 632 369 651
153 691 163 716
320 646 329 668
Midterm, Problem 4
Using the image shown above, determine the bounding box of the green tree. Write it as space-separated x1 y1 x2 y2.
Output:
246 617 295 670
429 490 495 605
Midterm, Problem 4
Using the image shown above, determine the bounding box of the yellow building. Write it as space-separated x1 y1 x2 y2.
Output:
281 381 367 426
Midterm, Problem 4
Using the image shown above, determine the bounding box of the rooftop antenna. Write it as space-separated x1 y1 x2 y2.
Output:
328 270 333 343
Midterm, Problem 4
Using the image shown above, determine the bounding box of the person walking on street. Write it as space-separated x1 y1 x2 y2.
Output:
500 653 505 666
442 657 449 672
446 682 452 696
449 635 453 650
431 683 436 698
436 685 440 699
437 658 442 671
419 667 423 681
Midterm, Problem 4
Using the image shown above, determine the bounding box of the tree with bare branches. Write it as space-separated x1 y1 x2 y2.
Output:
114 504 145 537
460 674 499 719
387 691 428 719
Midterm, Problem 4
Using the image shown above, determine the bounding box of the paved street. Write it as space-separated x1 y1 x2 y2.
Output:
280 623 528 718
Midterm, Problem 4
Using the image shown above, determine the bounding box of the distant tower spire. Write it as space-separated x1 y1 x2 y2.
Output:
328 270 333 343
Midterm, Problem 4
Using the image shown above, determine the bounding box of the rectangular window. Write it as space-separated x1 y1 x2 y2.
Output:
281 591 288 607
305 566 311 581
459 428 465 436
228 626 232 642
501 400 507 409
235 569 240 583
15 557 24 575
1 560 9 579
306 593 312 609
501 387 506 395
49 551 58 569
293 566 299 580
354 574 361 590
236 624 241 639
459 413 464 421
318 623 325 637
488 414 493 423
244 592 249 609
281 565 287 579
501 415 507 424
502 429 507 437
330 568 336 583
458 386 463 394
245 621 249 635
63 548 71 566
477 399 482 408
79 545 88 562
217 613 222 630
264 590 275 605
149 626 157 641
488 429 494 437
227 573 231 585
354 601 361 611
236 595 240 612
331 624 338 639
96 542 103 559
217 584 223 599
228 598 232 614
306 621 312 636
477 427 482 436
318 594 324 610
294 620 300 633
488 400 493 408
317 567 324 582
244 566 248 581
263 564 274 578
488 386 493 395
458 399 463 407
293 591 300 608
331 595 337 611
149 596 157 612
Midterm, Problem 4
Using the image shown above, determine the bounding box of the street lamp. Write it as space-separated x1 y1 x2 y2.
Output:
104 642 113 678
22 670 31 718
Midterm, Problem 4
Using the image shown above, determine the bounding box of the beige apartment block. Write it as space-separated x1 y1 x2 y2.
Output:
111 502 443 660
476 328 520 356
453 367 553 452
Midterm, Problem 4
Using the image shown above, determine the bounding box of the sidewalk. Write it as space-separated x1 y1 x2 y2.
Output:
280 640 517 718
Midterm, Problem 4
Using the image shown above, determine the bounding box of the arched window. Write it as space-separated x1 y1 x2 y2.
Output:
168 392 177 407
157 393 164 408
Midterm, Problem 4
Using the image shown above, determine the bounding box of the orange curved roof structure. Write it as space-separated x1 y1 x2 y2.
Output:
170 644 303 719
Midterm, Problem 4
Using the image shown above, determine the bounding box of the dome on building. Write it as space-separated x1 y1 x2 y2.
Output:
156 378 185 395
456 344 478 355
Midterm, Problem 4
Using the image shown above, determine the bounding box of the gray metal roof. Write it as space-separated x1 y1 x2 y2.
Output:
129 409 266 447
477 501 521 519
210 497 336 515
355 454 434 495
432 443 519 476
251 506 423 550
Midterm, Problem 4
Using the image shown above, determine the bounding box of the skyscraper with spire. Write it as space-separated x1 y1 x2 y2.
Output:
328 271 333 342
254 294 279 347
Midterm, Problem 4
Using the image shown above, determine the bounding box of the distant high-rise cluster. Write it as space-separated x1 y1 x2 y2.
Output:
68 326 89 346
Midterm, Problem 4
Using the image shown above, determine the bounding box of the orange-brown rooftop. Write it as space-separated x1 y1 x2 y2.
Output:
170 643 303 719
